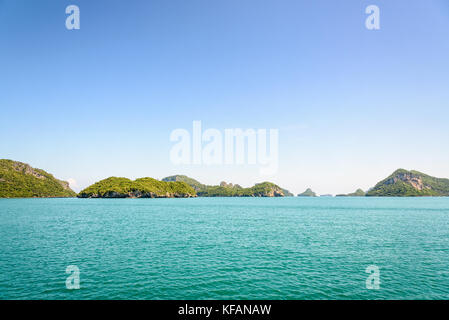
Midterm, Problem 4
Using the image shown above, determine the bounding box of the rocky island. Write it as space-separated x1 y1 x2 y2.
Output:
366 169 449 197
0 159 76 198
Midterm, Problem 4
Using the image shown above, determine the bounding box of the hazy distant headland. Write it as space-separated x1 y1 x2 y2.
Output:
336 189 366 197
297 188 317 197
1 159 449 198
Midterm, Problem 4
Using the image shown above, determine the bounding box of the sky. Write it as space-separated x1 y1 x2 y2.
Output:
1 0 449 194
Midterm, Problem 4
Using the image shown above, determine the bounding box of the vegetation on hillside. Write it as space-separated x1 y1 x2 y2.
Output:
198 182 287 197
366 169 449 197
162 175 292 197
5 160 448 199
0 159 76 198
78 177 196 198
162 175 205 191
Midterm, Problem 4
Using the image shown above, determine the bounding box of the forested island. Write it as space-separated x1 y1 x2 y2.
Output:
0 159 76 198
77 177 197 198
1 159 449 198
161 175 293 197
365 169 449 197
78 175 293 198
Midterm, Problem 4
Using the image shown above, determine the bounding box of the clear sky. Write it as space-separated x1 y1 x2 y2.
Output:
1 0 449 194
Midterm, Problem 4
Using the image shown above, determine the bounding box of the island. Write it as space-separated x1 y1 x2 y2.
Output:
77 177 196 198
3 160 449 198
0 159 76 198
336 189 366 197
366 169 449 197
162 175 293 197
297 188 317 197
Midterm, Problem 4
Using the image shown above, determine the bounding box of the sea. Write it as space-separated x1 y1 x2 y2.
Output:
1 197 449 300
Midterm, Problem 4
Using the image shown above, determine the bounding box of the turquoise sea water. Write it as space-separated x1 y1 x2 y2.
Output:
1 197 449 300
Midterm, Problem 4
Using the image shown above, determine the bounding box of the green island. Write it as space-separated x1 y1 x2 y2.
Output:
78 175 292 198
78 175 294 198
162 175 293 197
366 169 449 197
0 159 76 198
336 189 366 197
78 177 196 198
2 160 449 198
297 188 317 197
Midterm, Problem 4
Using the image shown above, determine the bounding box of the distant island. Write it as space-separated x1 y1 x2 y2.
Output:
2 159 449 198
0 159 76 198
365 169 449 197
161 175 293 197
298 169 449 198
77 175 292 198
297 188 317 197
336 189 366 197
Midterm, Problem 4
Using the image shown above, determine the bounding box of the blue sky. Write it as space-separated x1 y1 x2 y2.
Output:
1 0 449 194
